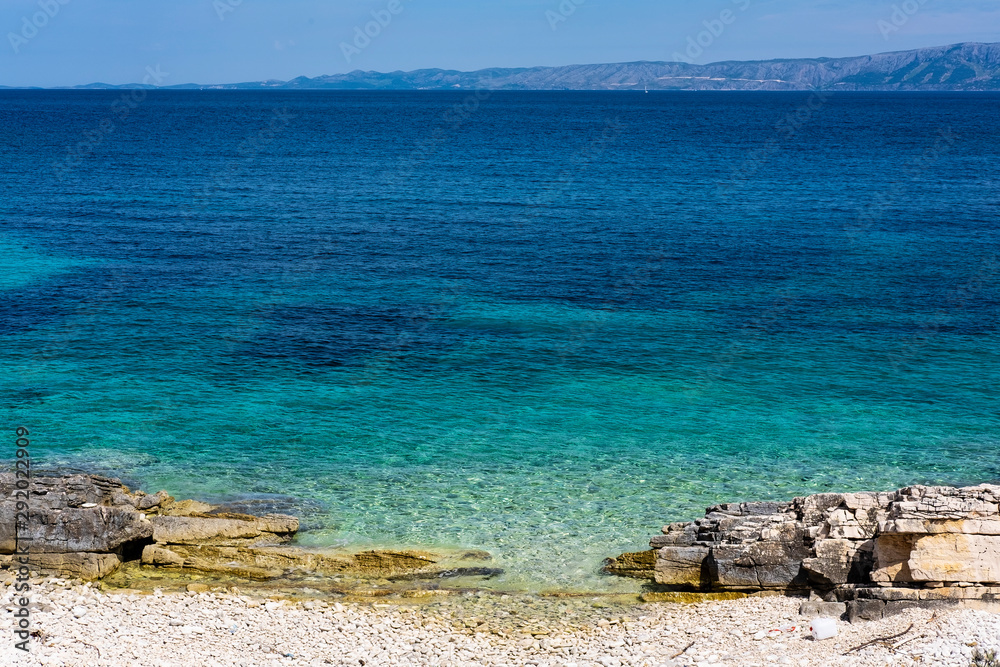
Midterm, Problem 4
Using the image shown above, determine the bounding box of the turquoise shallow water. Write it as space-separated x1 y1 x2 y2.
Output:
2 91 1000 590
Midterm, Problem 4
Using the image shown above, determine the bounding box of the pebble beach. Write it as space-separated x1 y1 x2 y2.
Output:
4 578 999 667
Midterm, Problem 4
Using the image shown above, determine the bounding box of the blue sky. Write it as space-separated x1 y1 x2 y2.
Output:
2 0 998 87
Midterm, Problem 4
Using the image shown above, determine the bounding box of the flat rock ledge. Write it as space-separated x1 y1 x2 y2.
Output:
0 474 497 587
604 483 1000 621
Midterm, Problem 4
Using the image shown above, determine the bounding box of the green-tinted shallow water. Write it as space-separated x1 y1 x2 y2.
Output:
2 91 1000 590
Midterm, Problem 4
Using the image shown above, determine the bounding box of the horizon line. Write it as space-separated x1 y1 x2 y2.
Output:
3 40 996 90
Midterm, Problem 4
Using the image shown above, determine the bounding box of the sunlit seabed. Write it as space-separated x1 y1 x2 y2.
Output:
5 281 999 590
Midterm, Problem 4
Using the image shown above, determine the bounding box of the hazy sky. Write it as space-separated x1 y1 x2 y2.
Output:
2 0 998 87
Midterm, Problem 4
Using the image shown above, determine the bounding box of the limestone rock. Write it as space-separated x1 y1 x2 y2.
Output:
348 550 439 576
140 543 462 581
149 514 298 546
25 553 122 580
856 586 922 601
0 506 15 554
609 482 1000 616
141 545 186 567
600 549 656 579
907 533 1000 582
881 519 1000 535
710 540 809 591
25 506 152 553
797 494 846 525
871 530 1000 585
700 510 811 591
136 490 173 511
872 534 917 583
847 599 884 623
0 474 301 582
3 473 495 591
653 546 709 587
652 522 700 548
802 539 873 586
2 473 125 509
892 485 1000 520
1 473 147 556
160 499 214 516
799 600 847 618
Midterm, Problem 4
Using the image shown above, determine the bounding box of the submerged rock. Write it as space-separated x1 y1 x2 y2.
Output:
388 566 505 581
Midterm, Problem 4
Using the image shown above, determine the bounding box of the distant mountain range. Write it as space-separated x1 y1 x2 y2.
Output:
11 42 1000 92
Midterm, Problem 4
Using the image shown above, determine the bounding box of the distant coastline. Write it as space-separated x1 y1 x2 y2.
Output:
3 41 999 92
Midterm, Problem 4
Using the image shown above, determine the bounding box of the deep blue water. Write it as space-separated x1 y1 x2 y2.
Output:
2 90 999 590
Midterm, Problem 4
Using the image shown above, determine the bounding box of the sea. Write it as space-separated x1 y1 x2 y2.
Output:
1 90 999 591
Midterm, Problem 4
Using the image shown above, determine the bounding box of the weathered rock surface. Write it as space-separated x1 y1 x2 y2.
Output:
0 474 304 581
0 473 156 579
138 543 452 580
600 548 657 579
148 513 298 546
799 600 847 618
607 484 1000 618
1 474 499 586
25 552 123 580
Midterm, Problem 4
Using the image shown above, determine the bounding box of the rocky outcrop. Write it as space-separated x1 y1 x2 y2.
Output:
606 484 1000 619
148 513 298 546
600 548 658 579
1 474 500 587
0 473 309 581
138 542 459 581
0 473 156 579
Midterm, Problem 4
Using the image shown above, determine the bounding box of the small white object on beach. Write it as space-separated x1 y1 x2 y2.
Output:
810 617 838 640
81 503 98 508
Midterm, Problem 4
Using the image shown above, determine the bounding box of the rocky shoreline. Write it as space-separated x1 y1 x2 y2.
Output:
605 484 1000 621
0 473 503 595
6 475 1000 665
8 473 1000 615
